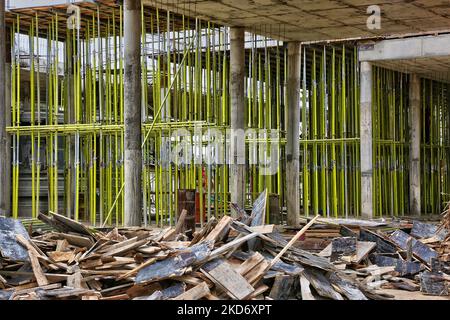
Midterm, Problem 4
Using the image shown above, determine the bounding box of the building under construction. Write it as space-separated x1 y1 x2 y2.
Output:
0 0 449 301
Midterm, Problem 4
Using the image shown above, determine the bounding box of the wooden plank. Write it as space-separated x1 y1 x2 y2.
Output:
268 275 295 300
411 220 447 240
299 275 315 300
136 242 212 284
302 268 343 300
328 272 368 300
48 251 75 263
420 271 449 296
136 246 161 255
359 228 397 254
319 241 376 264
48 211 94 237
249 190 267 227
101 238 149 257
370 254 423 276
163 209 188 241
204 215 233 243
0 217 31 261
268 215 320 270
15 235 49 287
208 232 259 260
54 232 94 248
389 230 439 266
246 260 270 286
331 237 357 256
235 252 265 276
207 262 255 300
172 282 210 300
118 258 157 280
248 225 275 234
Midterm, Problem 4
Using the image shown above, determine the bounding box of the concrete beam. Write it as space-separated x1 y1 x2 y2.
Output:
230 27 246 213
286 42 301 226
0 1 10 216
124 0 142 226
360 61 373 219
409 74 421 216
359 34 450 62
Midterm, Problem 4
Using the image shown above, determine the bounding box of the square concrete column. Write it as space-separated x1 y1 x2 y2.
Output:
124 0 143 226
230 27 246 212
286 42 301 226
409 74 421 216
360 61 373 219
0 2 11 216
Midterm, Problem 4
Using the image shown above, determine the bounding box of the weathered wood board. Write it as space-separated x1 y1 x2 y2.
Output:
389 230 439 265
207 262 254 300
319 241 376 264
370 254 423 276
0 217 30 261
359 228 397 254
411 221 447 240
135 242 212 284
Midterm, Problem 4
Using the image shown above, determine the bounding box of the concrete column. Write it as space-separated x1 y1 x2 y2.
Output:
230 27 245 212
124 0 142 226
0 2 11 216
360 61 373 219
286 42 301 226
409 74 421 216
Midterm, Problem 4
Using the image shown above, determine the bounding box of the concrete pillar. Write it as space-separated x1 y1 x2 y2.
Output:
409 74 421 216
124 0 142 226
0 2 11 216
230 27 245 212
360 61 373 219
286 42 301 226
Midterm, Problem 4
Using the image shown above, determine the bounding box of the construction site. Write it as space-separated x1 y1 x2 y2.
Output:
0 0 449 301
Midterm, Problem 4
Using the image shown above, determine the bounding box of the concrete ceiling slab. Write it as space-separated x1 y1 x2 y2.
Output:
373 56 450 83
144 0 450 41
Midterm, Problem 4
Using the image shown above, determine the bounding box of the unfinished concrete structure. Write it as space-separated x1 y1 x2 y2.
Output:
0 0 449 227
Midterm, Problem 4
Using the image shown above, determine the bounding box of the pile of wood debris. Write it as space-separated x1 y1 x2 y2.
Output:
0 208 449 300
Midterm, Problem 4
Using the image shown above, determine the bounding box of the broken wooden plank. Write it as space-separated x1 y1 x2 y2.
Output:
248 224 275 234
48 211 94 237
268 275 295 300
235 252 265 276
101 238 149 257
47 251 75 263
370 254 423 276
0 217 31 261
162 209 188 241
207 262 254 300
172 282 210 300
53 232 94 248
16 235 49 287
204 215 233 243
248 190 267 251
299 275 315 300
267 215 320 270
389 230 439 266
411 221 447 240
320 241 376 265
135 242 212 284
118 258 157 280
419 271 449 296
359 228 397 254
331 237 357 256
301 268 343 300
328 272 368 300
